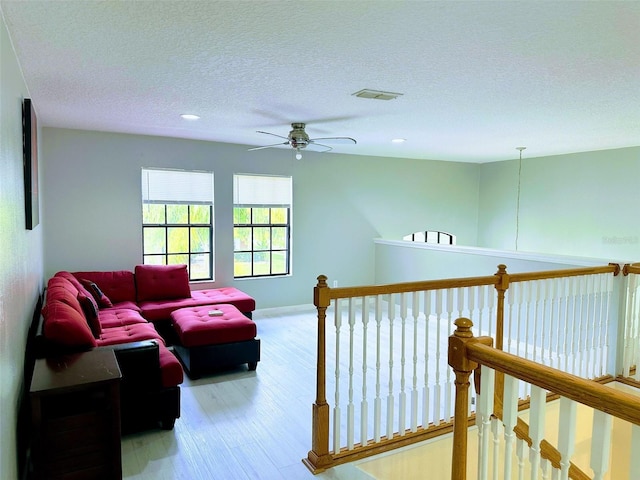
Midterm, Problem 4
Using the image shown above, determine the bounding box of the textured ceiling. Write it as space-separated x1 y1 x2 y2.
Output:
1 1 639 163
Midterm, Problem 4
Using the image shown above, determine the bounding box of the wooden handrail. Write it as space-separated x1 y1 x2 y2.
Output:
467 342 640 426
508 263 620 283
326 275 498 299
623 262 640 275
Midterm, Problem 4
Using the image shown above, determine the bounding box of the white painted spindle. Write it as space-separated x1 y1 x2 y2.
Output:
557 397 576 480
529 385 547 479
590 409 612 480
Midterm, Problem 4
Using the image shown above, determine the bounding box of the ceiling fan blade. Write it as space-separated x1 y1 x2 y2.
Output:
309 137 357 145
306 143 333 153
248 141 289 151
256 130 290 141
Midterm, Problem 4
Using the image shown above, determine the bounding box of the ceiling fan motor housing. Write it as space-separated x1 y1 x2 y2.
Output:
289 123 309 149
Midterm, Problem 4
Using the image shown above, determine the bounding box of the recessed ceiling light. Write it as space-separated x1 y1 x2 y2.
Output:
180 114 200 120
391 138 406 143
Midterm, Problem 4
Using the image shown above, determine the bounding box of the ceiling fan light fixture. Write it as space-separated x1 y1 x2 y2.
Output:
295 150 303 160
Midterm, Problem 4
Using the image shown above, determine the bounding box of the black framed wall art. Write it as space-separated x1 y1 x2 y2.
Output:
23 98 39 230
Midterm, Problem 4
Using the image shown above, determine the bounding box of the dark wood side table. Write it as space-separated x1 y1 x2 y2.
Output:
30 348 122 480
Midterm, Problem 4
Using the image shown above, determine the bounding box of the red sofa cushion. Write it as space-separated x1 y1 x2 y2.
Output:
135 264 191 302
98 308 148 329
42 301 97 349
157 343 184 388
73 270 137 305
96 323 164 346
171 304 257 347
138 287 255 322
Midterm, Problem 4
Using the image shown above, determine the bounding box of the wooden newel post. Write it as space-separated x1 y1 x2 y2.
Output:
448 318 478 480
304 275 333 473
494 264 509 351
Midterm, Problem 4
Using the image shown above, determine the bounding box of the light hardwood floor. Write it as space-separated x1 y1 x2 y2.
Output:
121 305 355 480
121 304 638 480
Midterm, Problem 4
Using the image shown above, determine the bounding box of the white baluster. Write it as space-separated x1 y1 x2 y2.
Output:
529 385 547 479
576 276 586 377
547 279 557 368
507 283 516 355
434 289 443 424
541 458 550 480
517 437 526 480
524 281 532 361
570 277 579 375
387 293 395 440
478 366 495 480
361 296 369 446
562 277 571 373
444 290 454 421
398 293 407 436
503 375 519 480
411 292 419 432
333 298 342 453
597 273 609 377
624 273 638 378
590 410 612 480
557 397 576 480
347 298 355 450
422 289 431 428
491 417 500 480
532 280 541 365
374 295 382 443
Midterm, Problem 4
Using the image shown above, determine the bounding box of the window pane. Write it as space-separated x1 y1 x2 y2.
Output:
167 204 188 224
234 253 251 277
168 227 189 253
253 252 270 275
234 207 251 225
190 227 210 252
252 208 269 224
143 227 166 254
168 254 188 265
143 255 165 266
253 227 270 250
190 253 210 280
234 227 251 251
272 227 287 249
271 251 287 274
190 205 210 224
143 204 166 224
271 208 287 224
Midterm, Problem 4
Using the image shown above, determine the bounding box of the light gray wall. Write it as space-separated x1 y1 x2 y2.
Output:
42 128 480 308
478 147 640 260
0 13 44 480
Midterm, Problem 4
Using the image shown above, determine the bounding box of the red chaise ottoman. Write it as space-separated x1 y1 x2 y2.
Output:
171 304 260 378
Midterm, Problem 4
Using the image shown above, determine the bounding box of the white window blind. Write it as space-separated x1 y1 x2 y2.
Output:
142 168 214 204
233 174 292 207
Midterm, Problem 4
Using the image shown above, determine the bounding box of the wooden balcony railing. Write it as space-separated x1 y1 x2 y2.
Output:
304 263 621 474
449 317 640 479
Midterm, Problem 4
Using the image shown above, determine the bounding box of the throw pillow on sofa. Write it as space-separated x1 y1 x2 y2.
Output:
80 279 114 308
77 292 102 338
135 264 191 302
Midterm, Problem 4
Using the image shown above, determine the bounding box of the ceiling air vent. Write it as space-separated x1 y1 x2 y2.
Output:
352 89 403 100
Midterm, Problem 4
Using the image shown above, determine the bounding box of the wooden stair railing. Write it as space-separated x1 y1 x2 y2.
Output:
304 263 620 474
449 317 640 480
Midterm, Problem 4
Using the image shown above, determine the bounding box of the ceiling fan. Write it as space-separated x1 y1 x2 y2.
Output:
248 122 357 159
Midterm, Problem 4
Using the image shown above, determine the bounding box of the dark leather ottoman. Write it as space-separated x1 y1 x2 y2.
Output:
171 304 260 378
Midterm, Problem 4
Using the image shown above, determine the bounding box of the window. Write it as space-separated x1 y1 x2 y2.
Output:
141 168 214 281
403 230 456 245
233 174 292 278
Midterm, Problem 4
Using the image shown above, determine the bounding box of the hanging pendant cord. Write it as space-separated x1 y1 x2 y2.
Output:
515 147 526 250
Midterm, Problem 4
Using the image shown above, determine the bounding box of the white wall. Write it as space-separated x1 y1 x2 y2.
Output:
477 147 640 260
0 12 44 480
42 128 481 308
374 239 614 285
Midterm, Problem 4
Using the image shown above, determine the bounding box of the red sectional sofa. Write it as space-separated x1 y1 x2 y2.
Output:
36 264 256 432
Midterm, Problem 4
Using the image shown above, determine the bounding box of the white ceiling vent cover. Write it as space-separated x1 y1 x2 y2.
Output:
352 89 403 100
